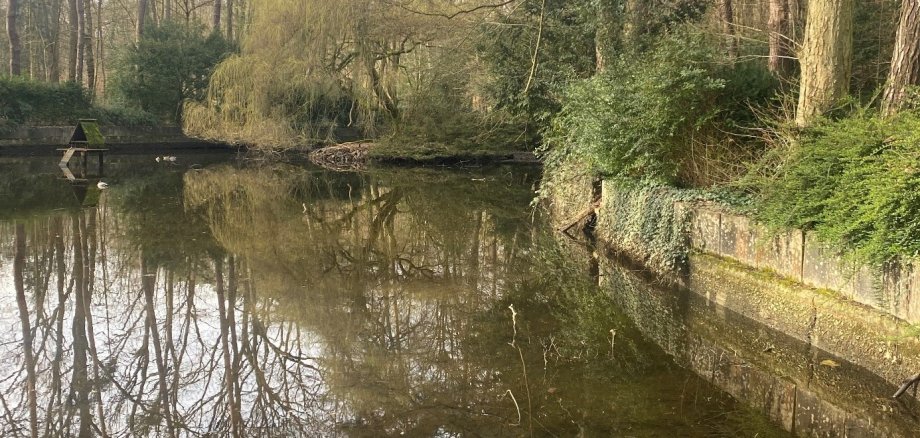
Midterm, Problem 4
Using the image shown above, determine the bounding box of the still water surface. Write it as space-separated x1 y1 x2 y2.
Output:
0 153 788 437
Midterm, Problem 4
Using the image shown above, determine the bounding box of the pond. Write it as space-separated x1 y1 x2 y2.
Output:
0 153 789 437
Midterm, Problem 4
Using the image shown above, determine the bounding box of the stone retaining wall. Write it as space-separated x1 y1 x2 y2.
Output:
684 203 920 325
599 254 920 437
0 125 209 147
572 178 920 435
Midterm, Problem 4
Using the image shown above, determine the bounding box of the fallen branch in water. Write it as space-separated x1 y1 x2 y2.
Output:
558 201 600 235
893 372 920 399
308 142 372 171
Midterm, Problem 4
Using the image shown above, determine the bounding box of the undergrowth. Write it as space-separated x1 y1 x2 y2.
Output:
752 110 920 265
540 27 775 187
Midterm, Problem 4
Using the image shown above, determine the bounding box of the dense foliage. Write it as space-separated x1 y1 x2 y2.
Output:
111 23 235 122
755 111 920 264
0 77 156 133
542 30 776 185
475 0 597 141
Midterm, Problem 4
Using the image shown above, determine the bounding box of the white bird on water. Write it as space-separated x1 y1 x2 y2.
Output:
97 181 109 190
156 156 178 163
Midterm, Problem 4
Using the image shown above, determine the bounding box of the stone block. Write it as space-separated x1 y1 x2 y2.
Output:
903 262 920 324
753 226 804 282
802 234 879 308
795 386 847 437
688 204 721 254
802 233 843 292
719 213 757 266
770 378 796 433
685 336 717 382
711 354 747 400
843 415 875 438
881 261 911 321
847 265 881 310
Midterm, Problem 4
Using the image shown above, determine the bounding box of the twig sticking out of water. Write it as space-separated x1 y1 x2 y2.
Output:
609 329 617 359
502 390 522 426
508 304 518 347
507 304 533 436
893 372 920 399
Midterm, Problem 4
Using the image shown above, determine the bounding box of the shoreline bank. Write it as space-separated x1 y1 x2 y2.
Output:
0 125 229 154
549 174 920 435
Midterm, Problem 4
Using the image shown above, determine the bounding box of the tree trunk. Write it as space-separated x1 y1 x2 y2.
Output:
768 0 793 76
882 0 920 115
84 0 95 92
76 0 85 84
137 0 147 41
226 0 233 40
7 0 22 75
14 224 38 438
595 0 618 73
96 0 104 95
149 0 158 27
623 0 647 48
48 0 63 82
795 0 855 127
719 0 738 58
67 0 78 81
213 0 222 34
70 215 92 438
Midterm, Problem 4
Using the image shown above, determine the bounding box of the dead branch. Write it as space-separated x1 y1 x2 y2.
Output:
893 372 920 399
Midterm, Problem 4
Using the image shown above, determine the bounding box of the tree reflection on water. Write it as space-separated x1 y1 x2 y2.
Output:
0 159 785 437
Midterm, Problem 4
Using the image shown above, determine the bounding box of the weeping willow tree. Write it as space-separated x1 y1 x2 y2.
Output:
183 0 502 149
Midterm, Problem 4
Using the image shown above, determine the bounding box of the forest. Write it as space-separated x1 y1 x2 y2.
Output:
3 0 920 263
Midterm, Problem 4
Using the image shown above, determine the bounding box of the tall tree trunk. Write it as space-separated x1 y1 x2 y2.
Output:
14 225 38 438
213 0 222 34
795 0 855 127
149 0 158 27
882 0 920 115
141 257 175 438
83 0 95 92
768 0 793 76
226 0 233 40
76 0 85 84
48 0 63 82
71 215 92 438
595 0 618 73
137 0 148 41
67 0 78 81
623 0 647 49
164 0 171 21
719 0 738 58
7 0 22 75
215 258 243 438
96 0 104 95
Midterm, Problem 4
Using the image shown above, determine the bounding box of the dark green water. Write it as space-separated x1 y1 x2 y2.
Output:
0 154 788 437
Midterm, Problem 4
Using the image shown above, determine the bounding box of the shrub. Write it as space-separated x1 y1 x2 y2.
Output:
0 78 91 126
541 28 776 186
111 22 235 123
755 111 920 264
0 77 158 131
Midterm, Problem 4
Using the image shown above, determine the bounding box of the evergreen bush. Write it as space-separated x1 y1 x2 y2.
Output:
755 111 920 264
0 77 157 132
541 28 775 186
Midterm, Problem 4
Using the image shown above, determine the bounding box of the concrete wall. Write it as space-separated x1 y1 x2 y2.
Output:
582 180 920 436
599 255 920 437
0 125 214 148
683 202 920 325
